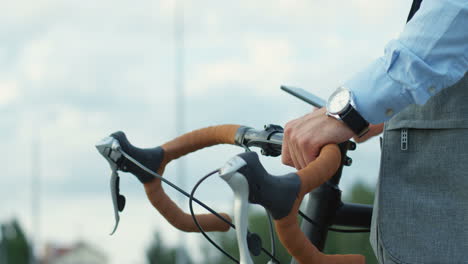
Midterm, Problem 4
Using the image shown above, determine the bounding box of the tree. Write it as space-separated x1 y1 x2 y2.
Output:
146 231 193 264
0 219 31 264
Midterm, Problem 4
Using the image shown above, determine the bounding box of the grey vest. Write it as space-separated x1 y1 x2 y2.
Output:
372 73 468 263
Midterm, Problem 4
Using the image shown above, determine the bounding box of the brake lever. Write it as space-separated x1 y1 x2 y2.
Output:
95 136 126 235
219 156 254 264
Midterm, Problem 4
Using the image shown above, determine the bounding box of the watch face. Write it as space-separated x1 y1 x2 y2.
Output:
327 88 350 115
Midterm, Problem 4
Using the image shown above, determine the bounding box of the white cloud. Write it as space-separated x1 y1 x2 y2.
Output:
187 37 294 96
0 0 414 261
0 80 19 105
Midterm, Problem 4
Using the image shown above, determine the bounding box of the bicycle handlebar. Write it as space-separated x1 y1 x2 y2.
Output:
98 124 365 263
103 124 284 234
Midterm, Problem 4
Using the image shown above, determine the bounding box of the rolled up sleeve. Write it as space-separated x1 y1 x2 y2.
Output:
345 0 468 124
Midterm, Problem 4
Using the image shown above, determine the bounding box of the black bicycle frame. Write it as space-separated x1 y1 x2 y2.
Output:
296 142 373 253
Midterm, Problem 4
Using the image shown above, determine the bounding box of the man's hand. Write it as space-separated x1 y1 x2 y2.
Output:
282 107 354 169
282 108 385 169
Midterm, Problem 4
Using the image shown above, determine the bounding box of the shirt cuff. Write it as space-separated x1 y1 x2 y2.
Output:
345 58 414 124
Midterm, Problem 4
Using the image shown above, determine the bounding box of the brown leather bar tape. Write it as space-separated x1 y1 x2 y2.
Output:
161 124 240 169
142 125 241 232
274 144 366 264
144 179 231 232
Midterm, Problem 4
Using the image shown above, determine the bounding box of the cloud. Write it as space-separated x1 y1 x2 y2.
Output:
0 80 19 106
0 0 413 261
187 38 295 96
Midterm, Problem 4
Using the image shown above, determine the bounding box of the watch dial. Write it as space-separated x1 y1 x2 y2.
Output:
328 89 350 114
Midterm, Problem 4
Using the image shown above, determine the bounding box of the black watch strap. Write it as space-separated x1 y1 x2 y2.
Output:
339 106 369 137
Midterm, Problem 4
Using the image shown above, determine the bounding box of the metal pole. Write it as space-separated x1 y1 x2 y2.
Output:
174 0 185 143
174 0 187 263
30 138 41 264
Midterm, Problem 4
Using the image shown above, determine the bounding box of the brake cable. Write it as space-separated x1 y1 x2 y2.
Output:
105 143 280 263
189 170 239 263
189 170 281 264
298 211 370 233
120 149 233 226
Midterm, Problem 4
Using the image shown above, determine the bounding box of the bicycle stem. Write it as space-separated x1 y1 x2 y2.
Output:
234 125 283 157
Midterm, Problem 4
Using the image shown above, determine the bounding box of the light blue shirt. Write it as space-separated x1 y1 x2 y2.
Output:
345 0 468 124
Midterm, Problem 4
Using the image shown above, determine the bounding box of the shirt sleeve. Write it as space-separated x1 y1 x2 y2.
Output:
345 0 468 124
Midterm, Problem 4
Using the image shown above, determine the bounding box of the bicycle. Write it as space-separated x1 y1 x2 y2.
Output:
95 88 373 264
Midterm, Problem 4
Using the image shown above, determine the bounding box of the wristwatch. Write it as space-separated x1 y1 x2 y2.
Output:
326 87 369 137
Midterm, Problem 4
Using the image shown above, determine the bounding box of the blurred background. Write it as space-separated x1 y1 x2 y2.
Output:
1 0 412 263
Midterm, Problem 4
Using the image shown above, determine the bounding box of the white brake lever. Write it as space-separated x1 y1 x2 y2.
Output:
220 156 253 264
96 136 123 235
109 169 120 235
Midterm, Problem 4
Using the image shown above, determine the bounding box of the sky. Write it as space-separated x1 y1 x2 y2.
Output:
0 0 412 263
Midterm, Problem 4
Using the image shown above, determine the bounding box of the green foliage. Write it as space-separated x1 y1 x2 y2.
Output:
146 231 193 264
0 219 31 264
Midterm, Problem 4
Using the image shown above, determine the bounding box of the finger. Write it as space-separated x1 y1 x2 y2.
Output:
297 113 319 166
281 137 294 167
288 135 300 169
303 142 319 165
287 118 308 169
291 156 301 170
292 138 307 169
288 135 302 169
282 120 297 168
295 131 310 169
287 128 305 169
